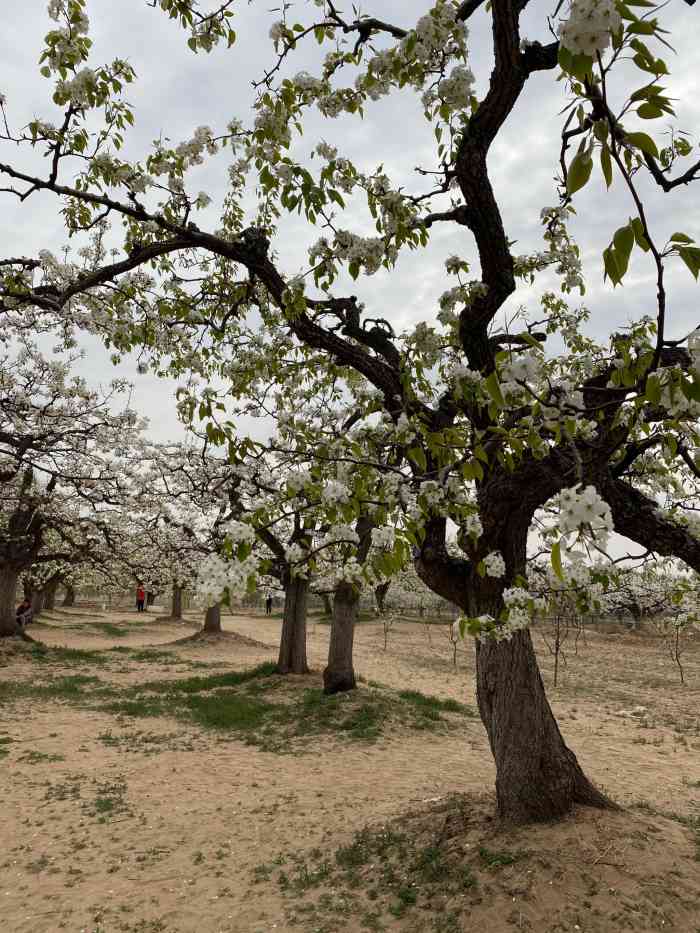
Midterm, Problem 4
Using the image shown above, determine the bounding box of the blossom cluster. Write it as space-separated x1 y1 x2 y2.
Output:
195 552 259 607
558 485 613 541
558 0 622 58
482 551 506 578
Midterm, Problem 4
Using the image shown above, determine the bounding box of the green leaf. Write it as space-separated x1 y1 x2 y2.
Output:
645 374 661 405
625 131 659 159
630 84 664 102
484 371 505 408
613 223 635 261
551 540 564 582
670 232 693 244
637 102 664 120
631 217 651 251
626 19 657 35
408 446 427 472
678 246 700 280
566 150 593 195
681 378 700 403
602 246 619 285
600 144 613 188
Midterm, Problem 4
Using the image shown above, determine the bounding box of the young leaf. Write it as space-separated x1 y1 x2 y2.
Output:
551 540 564 582
625 131 659 159
567 150 593 194
600 144 613 188
678 246 700 280
484 371 506 408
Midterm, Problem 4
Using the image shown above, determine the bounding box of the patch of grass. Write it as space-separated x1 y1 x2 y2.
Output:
295 689 385 742
185 691 277 731
108 647 179 664
18 749 65 764
87 778 130 821
0 673 107 705
97 729 194 754
0 734 12 758
265 795 488 929
138 660 278 694
278 858 332 894
397 689 475 716
3 654 469 755
102 696 171 719
635 802 700 861
478 845 519 868
27 643 109 666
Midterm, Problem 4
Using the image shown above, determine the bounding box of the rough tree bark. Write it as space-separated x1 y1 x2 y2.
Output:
203 603 221 633
322 515 373 694
62 584 75 607
171 584 183 620
417 478 615 824
43 576 60 612
475 630 612 822
0 568 20 636
323 580 359 694
30 587 45 618
277 574 309 674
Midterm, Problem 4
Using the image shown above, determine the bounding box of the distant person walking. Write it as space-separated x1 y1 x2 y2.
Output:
136 584 146 613
265 594 273 616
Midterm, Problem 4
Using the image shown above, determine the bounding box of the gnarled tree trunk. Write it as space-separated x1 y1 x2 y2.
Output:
473 506 614 822
62 584 75 607
323 580 358 694
475 629 612 822
417 504 613 824
203 603 221 633
0 567 20 636
171 584 183 620
277 574 309 675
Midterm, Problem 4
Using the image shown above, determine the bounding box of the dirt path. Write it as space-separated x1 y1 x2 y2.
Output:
1 609 698 932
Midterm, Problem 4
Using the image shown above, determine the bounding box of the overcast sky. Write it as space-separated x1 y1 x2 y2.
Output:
2 0 700 446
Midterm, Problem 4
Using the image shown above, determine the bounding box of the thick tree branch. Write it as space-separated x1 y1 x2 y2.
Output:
601 475 700 573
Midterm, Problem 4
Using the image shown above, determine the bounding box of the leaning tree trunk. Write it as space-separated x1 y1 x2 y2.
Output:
416 506 613 824
171 585 183 621
62 585 75 607
277 574 309 675
323 580 359 694
475 628 613 822
0 568 20 636
203 603 221 633
470 504 614 823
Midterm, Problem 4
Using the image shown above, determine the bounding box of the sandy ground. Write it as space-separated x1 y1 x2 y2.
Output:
1 607 699 933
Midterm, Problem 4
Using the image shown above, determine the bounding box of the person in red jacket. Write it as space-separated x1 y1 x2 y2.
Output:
136 584 146 612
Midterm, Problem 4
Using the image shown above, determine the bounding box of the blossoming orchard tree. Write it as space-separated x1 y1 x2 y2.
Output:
4 0 700 821
0 342 143 633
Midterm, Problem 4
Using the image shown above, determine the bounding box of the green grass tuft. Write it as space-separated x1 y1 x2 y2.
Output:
397 689 474 716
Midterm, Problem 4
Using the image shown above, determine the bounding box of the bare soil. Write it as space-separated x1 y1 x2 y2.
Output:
1 607 698 932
